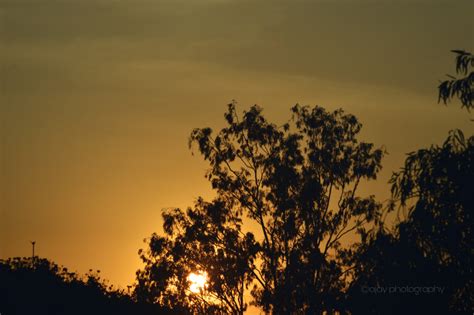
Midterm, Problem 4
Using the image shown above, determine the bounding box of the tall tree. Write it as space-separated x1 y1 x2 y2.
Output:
137 103 385 314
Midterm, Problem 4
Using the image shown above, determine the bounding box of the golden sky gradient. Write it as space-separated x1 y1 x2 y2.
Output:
1 1 473 306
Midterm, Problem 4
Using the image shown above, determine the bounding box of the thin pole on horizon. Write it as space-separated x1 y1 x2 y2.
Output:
31 241 36 259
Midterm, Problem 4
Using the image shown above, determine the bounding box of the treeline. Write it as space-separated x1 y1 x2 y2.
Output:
0 257 181 315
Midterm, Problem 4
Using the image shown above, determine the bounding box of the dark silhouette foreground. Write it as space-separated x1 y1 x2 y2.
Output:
0 257 177 315
348 129 473 314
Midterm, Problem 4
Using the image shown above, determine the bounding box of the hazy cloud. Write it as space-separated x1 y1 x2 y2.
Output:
3 0 473 92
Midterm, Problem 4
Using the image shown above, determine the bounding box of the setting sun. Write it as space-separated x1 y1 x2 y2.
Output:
187 271 208 294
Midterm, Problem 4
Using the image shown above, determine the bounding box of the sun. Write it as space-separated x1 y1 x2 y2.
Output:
187 271 208 293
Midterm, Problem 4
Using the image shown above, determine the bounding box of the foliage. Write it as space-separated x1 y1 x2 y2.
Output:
390 129 473 311
348 130 474 314
137 103 385 314
0 256 173 315
438 50 474 110
135 198 257 314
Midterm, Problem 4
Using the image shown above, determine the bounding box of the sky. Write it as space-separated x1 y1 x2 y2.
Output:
1 0 473 311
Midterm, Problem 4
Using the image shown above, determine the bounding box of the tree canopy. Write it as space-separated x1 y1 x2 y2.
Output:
136 103 385 314
348 130 473 314
347 50 474 314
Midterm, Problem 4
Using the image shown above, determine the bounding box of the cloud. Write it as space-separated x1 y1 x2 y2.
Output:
2 0 473 95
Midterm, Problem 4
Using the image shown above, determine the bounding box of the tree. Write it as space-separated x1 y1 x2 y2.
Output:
438 50 474 110
348 130 474 314
389 129 473 312
136 103 385 314
347 49 474 314
135 198 258 314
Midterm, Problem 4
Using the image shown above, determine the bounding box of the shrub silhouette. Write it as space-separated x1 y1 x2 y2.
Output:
0 257 175 315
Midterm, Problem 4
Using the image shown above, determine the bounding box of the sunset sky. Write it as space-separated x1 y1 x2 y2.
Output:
1 0 473 305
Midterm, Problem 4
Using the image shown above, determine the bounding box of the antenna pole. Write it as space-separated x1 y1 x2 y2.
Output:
31 241 36 259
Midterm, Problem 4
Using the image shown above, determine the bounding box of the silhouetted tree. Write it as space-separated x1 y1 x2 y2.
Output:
390 129 473 312
137 103 385 314
438 50 474 110
347 49 474 314
348 130 473 314
135 198 258 314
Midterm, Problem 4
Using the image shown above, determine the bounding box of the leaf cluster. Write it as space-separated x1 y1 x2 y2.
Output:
438 50 474 110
